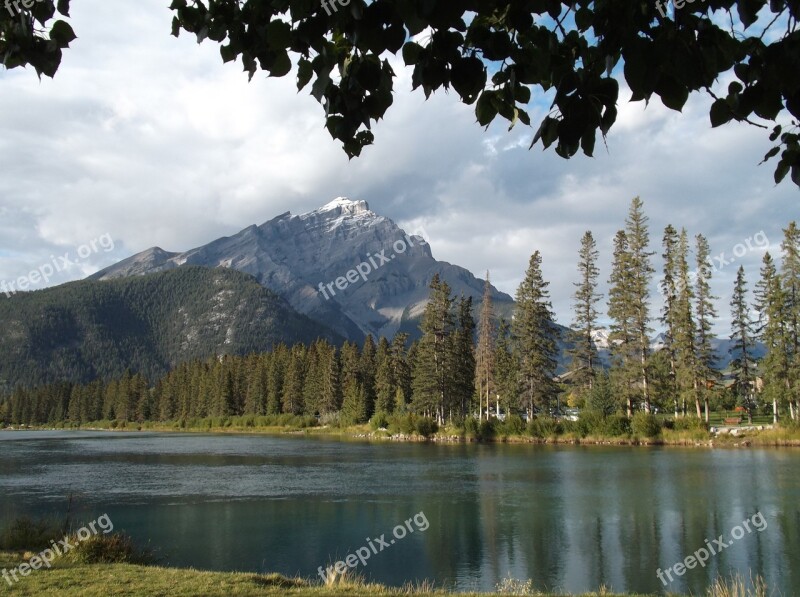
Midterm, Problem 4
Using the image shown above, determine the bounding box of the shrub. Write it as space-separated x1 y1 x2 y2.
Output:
602 414 632 436
370 411 389 430
415 417 439 438
671 416 708 431
577 410 604 436
66 533 153 565
0 516 63 550
319 412 340 428
388 413 416 435
631 412 662 437
527 416 561 438
479 419 497 440
464 417 480 438
502 414 526 436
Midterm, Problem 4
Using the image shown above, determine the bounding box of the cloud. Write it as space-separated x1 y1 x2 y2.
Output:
0 0 795 336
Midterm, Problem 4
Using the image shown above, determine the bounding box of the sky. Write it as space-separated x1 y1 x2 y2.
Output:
0 0 796 335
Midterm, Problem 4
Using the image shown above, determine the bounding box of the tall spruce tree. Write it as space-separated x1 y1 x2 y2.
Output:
453 296 476 420
494 318 520 416
475 273 495 421
755 252 788 424
660 225 681 417
675 229 699 418
730 266 756 423
412 275 455 423
694 234 719 422
513 251 559 418
569 231 602 393
608 230 637 416
781 222 800 420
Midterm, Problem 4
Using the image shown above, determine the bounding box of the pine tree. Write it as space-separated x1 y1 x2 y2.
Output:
494 318 520 415
374 337 394 414
453 295 476 420
608 230 637 416
730 266 756 423
674 229 699 418
781 221 800 420
660 225 681 416
318 343 341 415
754 252 788 424
694 234 719 422
608 198 654 415
412 275 455 423
281 345 305 415
475 273 495 422
390 333 411 408
360 335 377 419
625 197 655 413
569 231 602 394
513 251 559 417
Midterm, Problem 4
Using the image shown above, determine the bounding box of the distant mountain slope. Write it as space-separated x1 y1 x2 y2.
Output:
0 267 341 388
90 198 516 341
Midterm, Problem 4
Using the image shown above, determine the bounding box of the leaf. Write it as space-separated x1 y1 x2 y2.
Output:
220 44 237 63
476 91 498 126
56 0 70 16
49 20 77 48
297 58 313 90
709 99 734 127
402 42 424 66
269 51 292 78
774 160 790 184
311 69 331 102
760 146 780 164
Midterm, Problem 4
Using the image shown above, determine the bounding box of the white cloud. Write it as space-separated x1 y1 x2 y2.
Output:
0 0 796 338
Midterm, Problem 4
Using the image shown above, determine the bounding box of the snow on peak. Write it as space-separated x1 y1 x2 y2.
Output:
319 197 371 214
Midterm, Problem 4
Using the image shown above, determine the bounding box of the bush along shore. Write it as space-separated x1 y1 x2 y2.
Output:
5 410 800 447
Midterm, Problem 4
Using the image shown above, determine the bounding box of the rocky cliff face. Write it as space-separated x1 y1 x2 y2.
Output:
91 198 515 341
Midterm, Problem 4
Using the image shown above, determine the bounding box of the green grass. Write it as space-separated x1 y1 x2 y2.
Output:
0 551 664 596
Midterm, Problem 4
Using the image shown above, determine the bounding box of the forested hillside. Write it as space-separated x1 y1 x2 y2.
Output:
0 267 341 388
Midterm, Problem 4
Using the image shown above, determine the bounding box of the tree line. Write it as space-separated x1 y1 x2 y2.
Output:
2 199 798 428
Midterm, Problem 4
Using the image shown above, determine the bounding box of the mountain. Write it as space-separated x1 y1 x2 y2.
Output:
589 327 765 369
0 267 341 388
90 198 516 341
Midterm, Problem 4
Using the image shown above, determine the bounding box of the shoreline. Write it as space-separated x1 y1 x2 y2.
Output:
4 422 800 448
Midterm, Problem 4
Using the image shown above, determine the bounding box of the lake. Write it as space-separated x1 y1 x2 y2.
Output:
1 431 798 594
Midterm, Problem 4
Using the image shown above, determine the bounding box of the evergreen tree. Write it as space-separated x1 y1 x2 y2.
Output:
674 229 698 418
608 230 637 416
608 198 654 415
374 337 394 414
360 335 377 419
513 251 559 417
569 231 602 394
781 221 800 420
694 234 719 422
755 252 789 424
660 225 681 417
390 333 411 409
475 273 495 422
412 275 455 423
281 345 306 415
730 266 756 423
453 295 476 420
494 318 520 415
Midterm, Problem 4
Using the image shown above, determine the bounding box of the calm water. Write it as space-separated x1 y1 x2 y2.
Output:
1 431 798 595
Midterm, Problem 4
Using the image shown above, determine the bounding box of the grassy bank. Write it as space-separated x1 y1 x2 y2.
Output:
4 414 800 448
0 549 692 596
